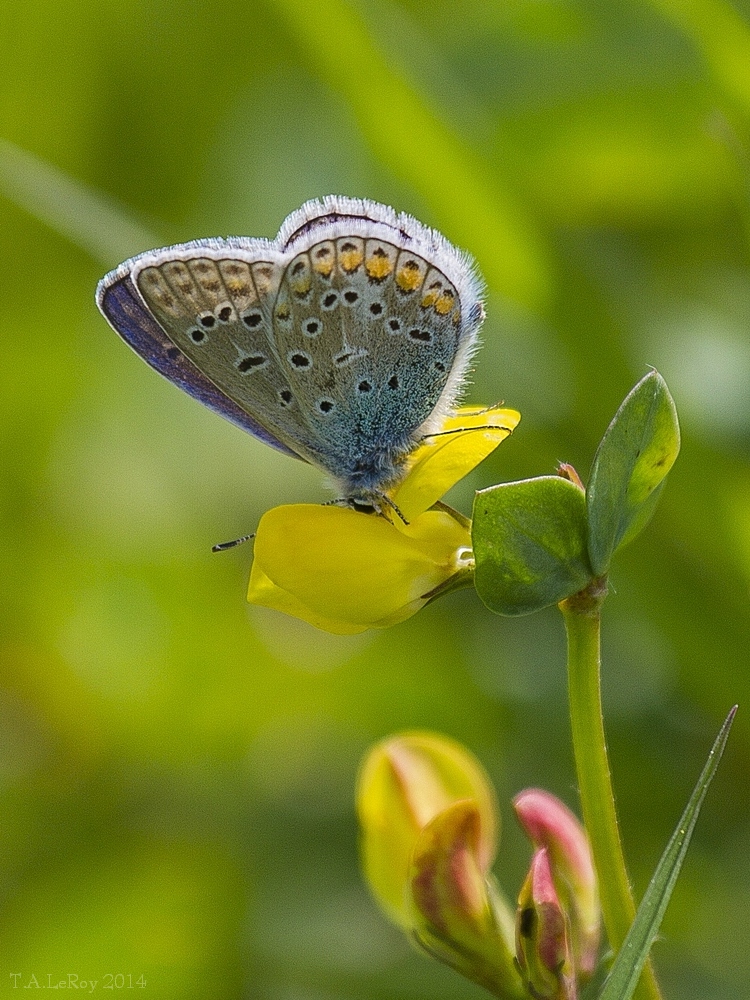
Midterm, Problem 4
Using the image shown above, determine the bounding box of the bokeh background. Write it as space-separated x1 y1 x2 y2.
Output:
1 1 749 997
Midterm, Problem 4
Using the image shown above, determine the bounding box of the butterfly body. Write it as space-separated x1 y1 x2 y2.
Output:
97 197 485 505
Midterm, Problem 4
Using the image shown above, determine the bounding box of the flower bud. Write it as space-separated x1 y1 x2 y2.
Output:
356 732 498 927
357 732 526 998
516 847 576 1000
513 789 600 980
409 800 522 998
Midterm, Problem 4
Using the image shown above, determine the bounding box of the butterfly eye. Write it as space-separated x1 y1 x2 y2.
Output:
369 302 383 316
199 313 216 329
343 290 359 305
189 328 207 343
304 318 322 337
388 318 401 333
321 292 338 310
357 380 373 394
217 304 233 323
317 399 335 414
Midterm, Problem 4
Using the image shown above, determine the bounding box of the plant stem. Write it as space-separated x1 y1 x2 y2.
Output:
560 581 662 1000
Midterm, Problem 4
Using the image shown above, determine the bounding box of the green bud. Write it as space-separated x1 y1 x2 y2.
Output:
472 475 592 616
587 370 680 574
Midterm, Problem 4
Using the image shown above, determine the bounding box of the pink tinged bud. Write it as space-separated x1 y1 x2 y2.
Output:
516 848 576 1000
409 801 523 999
557 463 585 491
526 850 567 973
411 800 490 934
513 789 600 980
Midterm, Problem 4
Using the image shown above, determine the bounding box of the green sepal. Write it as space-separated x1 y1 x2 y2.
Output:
472 477 592 616
587 371 680 575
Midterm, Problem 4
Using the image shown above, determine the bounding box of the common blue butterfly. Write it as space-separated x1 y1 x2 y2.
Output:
96 196 485 511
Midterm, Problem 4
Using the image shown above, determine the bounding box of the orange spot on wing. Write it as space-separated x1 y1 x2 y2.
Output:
366 249 393 281
291 276 312 298
434 289 455 315
313 259 334 277
340 247 364 272
396 260 423 292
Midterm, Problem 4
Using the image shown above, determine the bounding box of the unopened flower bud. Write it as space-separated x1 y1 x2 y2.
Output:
514 789 600 980
409 800 523 998
356 732 498 927
357 733 525 998
516 847 576 1000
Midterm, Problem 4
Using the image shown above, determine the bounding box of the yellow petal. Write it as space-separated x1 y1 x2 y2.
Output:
247 562 370 635
393 406 521 520
248 504 471 632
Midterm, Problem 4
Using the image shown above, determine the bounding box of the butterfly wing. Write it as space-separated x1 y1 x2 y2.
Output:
276 197 484 433
97 240 325 463
267 227 483 490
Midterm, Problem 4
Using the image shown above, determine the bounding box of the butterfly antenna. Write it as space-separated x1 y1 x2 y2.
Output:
212 533 255 553
420 403 514 441
422 424 514 440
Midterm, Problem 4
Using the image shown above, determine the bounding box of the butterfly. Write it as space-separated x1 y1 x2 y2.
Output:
96 196 485 513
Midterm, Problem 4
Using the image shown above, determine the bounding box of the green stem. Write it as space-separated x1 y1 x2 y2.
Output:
560 581 662 1000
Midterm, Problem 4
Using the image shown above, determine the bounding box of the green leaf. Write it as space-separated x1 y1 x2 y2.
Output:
587 371 680 575
598 706 737 1000
472 476 592 616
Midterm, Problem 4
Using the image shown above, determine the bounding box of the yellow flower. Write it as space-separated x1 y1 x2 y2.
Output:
247 406 520 634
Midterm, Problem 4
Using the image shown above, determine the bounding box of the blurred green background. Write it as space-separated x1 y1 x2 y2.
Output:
1 0 749 997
